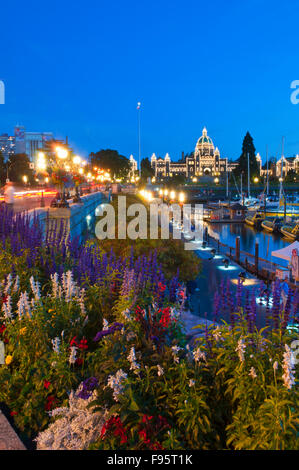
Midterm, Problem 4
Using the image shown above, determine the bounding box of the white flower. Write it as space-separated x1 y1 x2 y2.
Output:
171 345 181 364
213 326 222 342
51 337 61 354
249 367 257 379
107 369 128 402
30 276 41 301
102 319 109 331
69 346 77 365
273 361 278 371
78 288 86 316
50 273 59 298
13 275 20 293
127 347 140 373
4 274 13 294
121 309 132 321
17 291 32 318
189 379 195 387
157 365 164 376
36 385 105 450
2 295 12 319
282 344 295 390
236 337 246 363
193 347 206 363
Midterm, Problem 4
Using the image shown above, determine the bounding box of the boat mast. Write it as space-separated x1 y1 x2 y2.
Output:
279 136 284 202
266 144 269 196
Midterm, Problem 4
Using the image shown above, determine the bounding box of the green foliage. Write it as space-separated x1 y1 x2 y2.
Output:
235 132 259 179
90 149 130 178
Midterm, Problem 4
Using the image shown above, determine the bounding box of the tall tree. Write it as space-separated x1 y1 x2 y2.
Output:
90 149 130 178
141 157 154 181
6 153 34 184
237 132 259 179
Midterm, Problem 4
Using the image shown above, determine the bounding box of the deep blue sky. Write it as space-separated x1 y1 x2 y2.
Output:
0 0 299 162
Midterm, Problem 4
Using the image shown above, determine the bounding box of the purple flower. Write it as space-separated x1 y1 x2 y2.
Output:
77 376 98 400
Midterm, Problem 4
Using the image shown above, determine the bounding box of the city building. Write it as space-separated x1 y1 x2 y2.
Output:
150 127 237 180
14 126 53 164
0 133 15 161
129 154 138 178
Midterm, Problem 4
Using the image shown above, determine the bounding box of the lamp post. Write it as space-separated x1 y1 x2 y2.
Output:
56 146 69 208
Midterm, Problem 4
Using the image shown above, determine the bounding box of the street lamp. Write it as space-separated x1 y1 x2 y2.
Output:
214 177 219 184
253 177 259 184
55 147 69 207
73 155 81 165
23 175 28 185
56 147 68 160
178 192 185 204
37 152 47 172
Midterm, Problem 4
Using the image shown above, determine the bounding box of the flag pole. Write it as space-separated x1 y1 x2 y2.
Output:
137 102 141 178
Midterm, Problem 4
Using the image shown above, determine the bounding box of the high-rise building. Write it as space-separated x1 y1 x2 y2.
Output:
0 133 15 161
14 126 53 164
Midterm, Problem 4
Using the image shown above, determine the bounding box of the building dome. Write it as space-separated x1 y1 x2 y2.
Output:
195 127 214 157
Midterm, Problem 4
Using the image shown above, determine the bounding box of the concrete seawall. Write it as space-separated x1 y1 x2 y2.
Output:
28 191 106 242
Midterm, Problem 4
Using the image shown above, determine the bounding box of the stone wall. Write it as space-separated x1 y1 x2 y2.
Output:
28 191 105 242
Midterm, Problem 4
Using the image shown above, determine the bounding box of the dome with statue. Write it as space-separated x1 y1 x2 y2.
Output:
195 127 215 157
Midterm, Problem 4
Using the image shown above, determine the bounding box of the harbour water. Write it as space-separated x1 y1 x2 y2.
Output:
191 223 292 326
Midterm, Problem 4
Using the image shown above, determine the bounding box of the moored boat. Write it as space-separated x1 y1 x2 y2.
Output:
261 218 283 233
245 212 265 227
280 223 299 240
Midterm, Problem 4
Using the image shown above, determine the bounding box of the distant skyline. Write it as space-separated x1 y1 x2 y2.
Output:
0 0 299 163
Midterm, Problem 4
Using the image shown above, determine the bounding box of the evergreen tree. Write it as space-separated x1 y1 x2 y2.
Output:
236 132 259 179
140 157 154 181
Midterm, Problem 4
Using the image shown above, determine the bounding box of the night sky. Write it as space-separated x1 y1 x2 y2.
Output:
0 0 299 162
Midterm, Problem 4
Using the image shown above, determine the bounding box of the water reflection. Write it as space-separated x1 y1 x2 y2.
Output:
207 223 290 267
193 223 290 326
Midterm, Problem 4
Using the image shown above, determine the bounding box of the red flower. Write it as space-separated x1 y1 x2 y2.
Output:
45 395 57 411
0 324 6 335
78 338 88 351
44 380 51 389
142 414 153 423
75 357 83 366
10 411 18 416
159 307 171 328
158 282 166 292
70 336 78 347
1 295 8 304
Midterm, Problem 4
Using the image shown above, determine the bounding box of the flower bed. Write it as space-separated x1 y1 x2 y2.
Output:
0 206 298 450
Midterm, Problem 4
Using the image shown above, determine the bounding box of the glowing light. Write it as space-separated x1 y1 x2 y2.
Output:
22 175 28 184
73 155 81 165
36 152 47 171
79 168 84 175
56 147 68 159
231 278 260 286
164 189 168 196
217 265 238 271
178 192 185 203
170 190 176 200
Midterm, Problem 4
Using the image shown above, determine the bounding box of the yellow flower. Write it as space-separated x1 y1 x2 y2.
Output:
19 327 27 335
48 309 54 313
5 355 13 365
